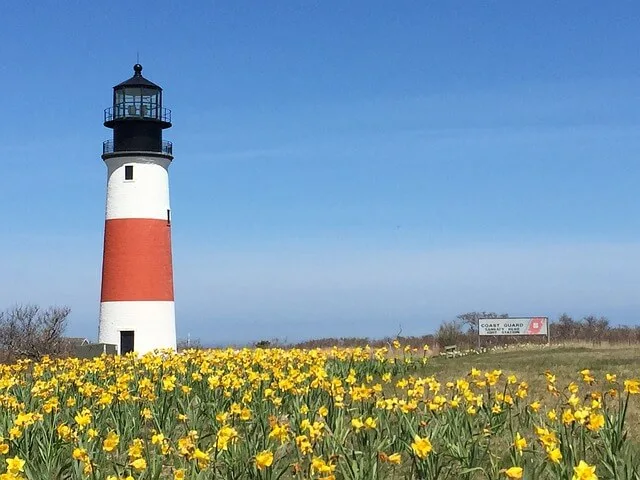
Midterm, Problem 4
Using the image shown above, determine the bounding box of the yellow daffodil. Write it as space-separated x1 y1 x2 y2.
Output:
411 435 432 459
503 466 523 479
255 450 274 470
572 460 597 480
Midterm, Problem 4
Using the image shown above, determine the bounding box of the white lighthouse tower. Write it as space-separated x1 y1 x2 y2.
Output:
98 64 177 354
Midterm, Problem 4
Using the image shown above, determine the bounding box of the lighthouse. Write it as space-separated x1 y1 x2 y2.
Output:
98 64 177 354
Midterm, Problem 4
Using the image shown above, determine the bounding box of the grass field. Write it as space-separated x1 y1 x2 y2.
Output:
425 343 640 438
430 344 640 413
425 344 640 387
1 343 639 479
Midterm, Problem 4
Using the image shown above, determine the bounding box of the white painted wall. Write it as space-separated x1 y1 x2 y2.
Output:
100 153 177 354
104 155 171 220
98 301 177 354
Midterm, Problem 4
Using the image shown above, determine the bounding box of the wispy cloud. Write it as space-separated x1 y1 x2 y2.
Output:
171 77 640 168
171 240 640 342
2 210 640 344
188 146 304 162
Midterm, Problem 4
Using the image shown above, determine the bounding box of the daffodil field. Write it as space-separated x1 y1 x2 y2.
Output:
0 344 639 480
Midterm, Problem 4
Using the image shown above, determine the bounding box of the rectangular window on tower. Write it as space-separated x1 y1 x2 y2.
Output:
124 165 134 181
120 331 134 354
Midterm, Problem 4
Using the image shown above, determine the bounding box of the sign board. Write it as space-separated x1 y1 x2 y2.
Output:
478 317 548 336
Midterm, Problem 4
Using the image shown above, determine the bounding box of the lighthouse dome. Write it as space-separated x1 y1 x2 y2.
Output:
105 63 171 128
103 64 172 155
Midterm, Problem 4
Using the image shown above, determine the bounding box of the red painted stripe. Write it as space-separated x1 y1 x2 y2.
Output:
101 218 174 301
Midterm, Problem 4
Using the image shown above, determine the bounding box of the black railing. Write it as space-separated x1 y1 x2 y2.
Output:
104 105 171 123
103 139 173 155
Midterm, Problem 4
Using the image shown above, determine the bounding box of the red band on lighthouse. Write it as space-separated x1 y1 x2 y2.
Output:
100 218 174 302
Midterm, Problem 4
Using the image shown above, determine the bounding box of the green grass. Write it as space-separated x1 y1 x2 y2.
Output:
422 344 640 381
418 344 640 445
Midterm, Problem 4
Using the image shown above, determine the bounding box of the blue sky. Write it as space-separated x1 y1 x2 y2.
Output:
1 2 640 344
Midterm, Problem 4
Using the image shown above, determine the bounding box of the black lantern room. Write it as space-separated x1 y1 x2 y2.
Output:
103 64 172 156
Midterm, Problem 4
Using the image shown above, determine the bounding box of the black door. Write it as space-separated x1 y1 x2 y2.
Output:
120 331 134 354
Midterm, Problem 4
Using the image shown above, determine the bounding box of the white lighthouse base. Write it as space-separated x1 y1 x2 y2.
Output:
98 301 177 354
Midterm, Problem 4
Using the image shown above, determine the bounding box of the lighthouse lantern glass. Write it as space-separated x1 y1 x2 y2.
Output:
113 86 162 120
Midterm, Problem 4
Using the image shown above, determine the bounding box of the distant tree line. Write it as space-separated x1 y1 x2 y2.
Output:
433 311 640 351
0 304 73 363
3 303 640 363
265 312 640 352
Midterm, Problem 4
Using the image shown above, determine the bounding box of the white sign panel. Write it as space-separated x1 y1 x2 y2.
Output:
478 317 548 336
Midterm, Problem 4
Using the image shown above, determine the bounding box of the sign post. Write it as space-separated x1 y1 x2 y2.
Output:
478 317 549 348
